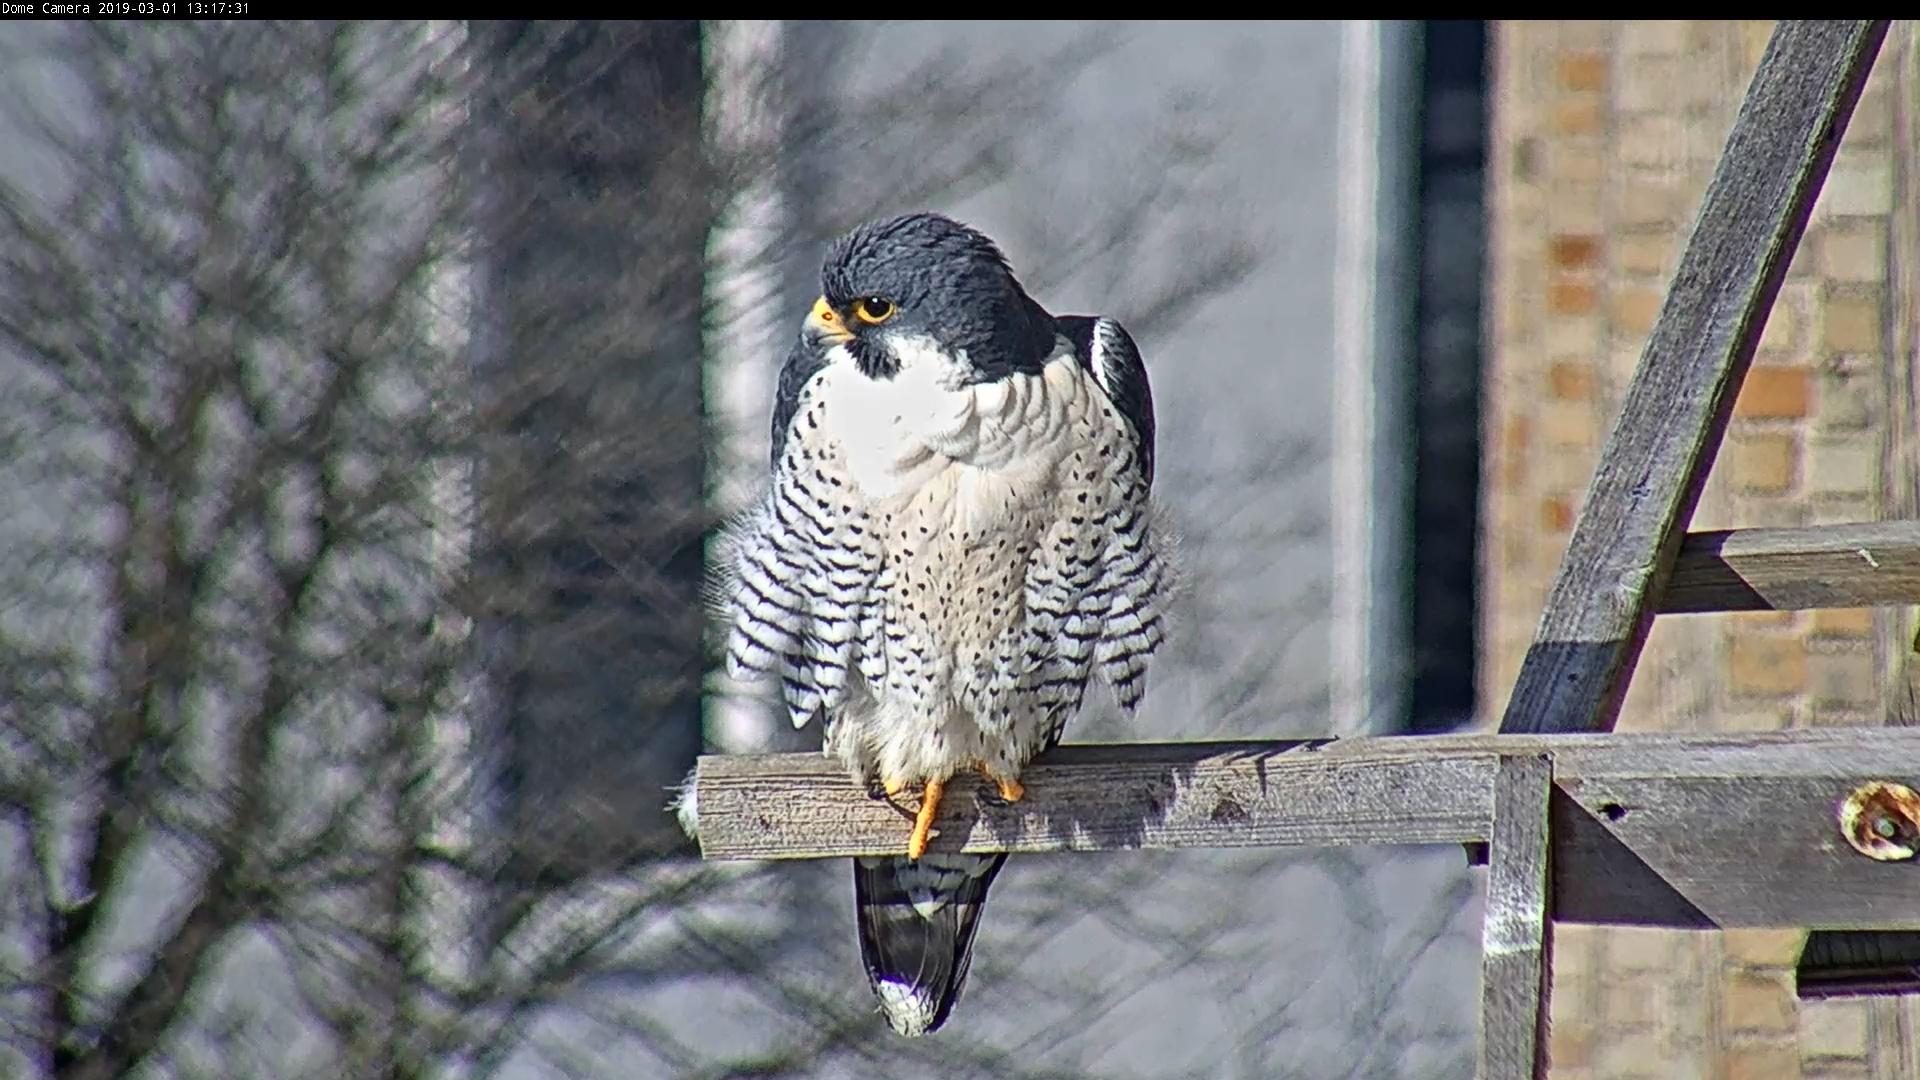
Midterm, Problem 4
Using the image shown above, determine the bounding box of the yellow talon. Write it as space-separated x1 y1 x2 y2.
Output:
976 761 1025 803
906 777 945 860
883 777 906 798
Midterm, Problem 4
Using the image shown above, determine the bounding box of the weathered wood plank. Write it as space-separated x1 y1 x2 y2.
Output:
694 739 1498 860
1661 521 1920 612
1480 755 1553 1080
690 730 1920 928
1555 773 1919 928
1499 20 1890 736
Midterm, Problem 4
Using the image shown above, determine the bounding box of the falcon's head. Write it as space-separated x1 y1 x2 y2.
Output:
806 212 1058 383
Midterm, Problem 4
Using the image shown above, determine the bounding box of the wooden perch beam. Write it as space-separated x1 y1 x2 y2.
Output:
692 728 1920 929
1661 520 1920 613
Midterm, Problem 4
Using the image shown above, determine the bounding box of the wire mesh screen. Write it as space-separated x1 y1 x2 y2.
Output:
0 20 1481 1080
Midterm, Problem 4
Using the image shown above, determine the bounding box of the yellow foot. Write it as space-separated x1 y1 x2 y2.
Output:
906 777 945 861
975 761 1025 803
883 777 907 798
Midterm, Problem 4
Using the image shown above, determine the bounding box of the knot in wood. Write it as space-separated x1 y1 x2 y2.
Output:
1209 796 1249 825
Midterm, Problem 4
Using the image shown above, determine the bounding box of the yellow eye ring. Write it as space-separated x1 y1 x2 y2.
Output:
853 297 896 325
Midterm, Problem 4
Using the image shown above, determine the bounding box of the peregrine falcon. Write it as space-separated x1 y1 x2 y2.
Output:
719 212 1167 1036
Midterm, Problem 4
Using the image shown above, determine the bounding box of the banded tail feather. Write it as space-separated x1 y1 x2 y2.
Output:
853 852 1010 1036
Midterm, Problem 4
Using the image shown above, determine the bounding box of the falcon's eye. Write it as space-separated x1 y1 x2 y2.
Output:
853 297 896 325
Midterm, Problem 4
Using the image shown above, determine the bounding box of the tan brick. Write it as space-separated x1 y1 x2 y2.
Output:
1844 83 1891 146
1542 494 1574 532
1542 400 1600 448
1737 21 1777 71
1726 1040 1801 1080
1495 444 1527 490
1769 282 1817 352
1549 361 1596 399
1729 636 1808 698
1605 977 1665 1028
1728 433 1797 493
1821 293 1884 353
1546 313 1604 360
1607 927 1685 971
1551 20 1610 48
1552 97 1606 136
1619 114 1685 168
1549 1021 1594 1069
1810 702 1876 728
1810 495 1875 527
1616 55 1683 114
1612 285 1663 336
1536 457 1598 501
1724 928 1807 967
1558 49 1609 92
1758 298 1800 355
1549 280 1599 316
1551 142 1604 183
1719 708 1791 732
1817 365 1879 430
1607 343 1645 383
1594 1029 1667 1077
1726 969 1799 1032
1821 156 1894 217
1548 187 1605 232
1613 231 1672 277
1805 436 1877 498
1552 923 1599 978
1738 499 1809 529
1809 608 1874 639
1617 177 1683 226
1801 1064 1873 1080
1734 367 1812 419
1620 19 1691 58
1820 225 1887 284
1549 233 1603 271
1809 648 1877 708
1800 999 1871 1059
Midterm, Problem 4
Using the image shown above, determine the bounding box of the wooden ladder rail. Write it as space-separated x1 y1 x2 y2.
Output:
1481 20 1892 1080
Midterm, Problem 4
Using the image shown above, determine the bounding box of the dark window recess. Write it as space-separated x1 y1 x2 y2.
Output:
1407 20 1489 733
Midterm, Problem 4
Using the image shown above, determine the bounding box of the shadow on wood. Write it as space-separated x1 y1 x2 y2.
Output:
1798 931 1920 998
1551 788 1711 928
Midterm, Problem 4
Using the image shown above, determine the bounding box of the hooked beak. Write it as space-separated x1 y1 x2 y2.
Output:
806 295 854 346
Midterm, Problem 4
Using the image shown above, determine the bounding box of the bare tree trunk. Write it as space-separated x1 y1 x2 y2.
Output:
470 20 715 881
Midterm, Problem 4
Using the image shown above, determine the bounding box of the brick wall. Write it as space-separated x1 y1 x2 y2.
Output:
1482 20 1920 1079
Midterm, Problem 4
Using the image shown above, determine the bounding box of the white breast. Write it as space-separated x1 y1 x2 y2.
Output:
791 332 1142 786
810 333 1086 512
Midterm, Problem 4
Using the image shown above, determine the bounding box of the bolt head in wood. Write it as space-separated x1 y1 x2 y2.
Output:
1838 782 1920 861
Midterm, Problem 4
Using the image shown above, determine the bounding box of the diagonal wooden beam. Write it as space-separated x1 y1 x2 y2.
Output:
1499 20 1890 736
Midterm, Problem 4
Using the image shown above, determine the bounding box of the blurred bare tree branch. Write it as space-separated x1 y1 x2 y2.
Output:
0 18 1468 1080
